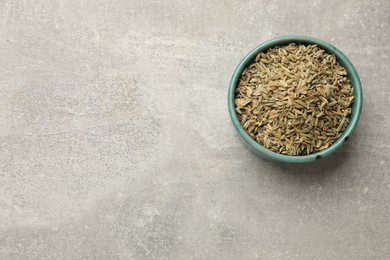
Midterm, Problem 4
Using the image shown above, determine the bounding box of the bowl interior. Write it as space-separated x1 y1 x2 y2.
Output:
228 35 363 163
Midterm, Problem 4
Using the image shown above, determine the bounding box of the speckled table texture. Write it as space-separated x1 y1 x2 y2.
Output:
0 0 389 259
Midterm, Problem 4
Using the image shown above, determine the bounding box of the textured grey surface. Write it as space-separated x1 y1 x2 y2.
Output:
0 0 389 259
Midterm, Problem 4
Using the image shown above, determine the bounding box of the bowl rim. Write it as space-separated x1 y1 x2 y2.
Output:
228 35 363 163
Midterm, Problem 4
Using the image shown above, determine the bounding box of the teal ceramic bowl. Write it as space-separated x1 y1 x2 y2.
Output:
228 35 363 163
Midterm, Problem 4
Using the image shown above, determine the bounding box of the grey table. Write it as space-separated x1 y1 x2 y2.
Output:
0 0 389 259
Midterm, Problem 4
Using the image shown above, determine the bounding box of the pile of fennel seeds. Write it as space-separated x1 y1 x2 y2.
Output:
235 43 354 155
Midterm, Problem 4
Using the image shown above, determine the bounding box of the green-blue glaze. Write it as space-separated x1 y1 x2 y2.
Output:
228 35 363 163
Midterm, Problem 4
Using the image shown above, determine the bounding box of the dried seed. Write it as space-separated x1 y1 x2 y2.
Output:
235 43 354 155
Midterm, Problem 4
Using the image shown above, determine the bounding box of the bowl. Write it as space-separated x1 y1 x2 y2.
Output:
228 35 363 163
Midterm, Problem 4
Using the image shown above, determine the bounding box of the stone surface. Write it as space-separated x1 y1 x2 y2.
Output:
0 0 389 259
